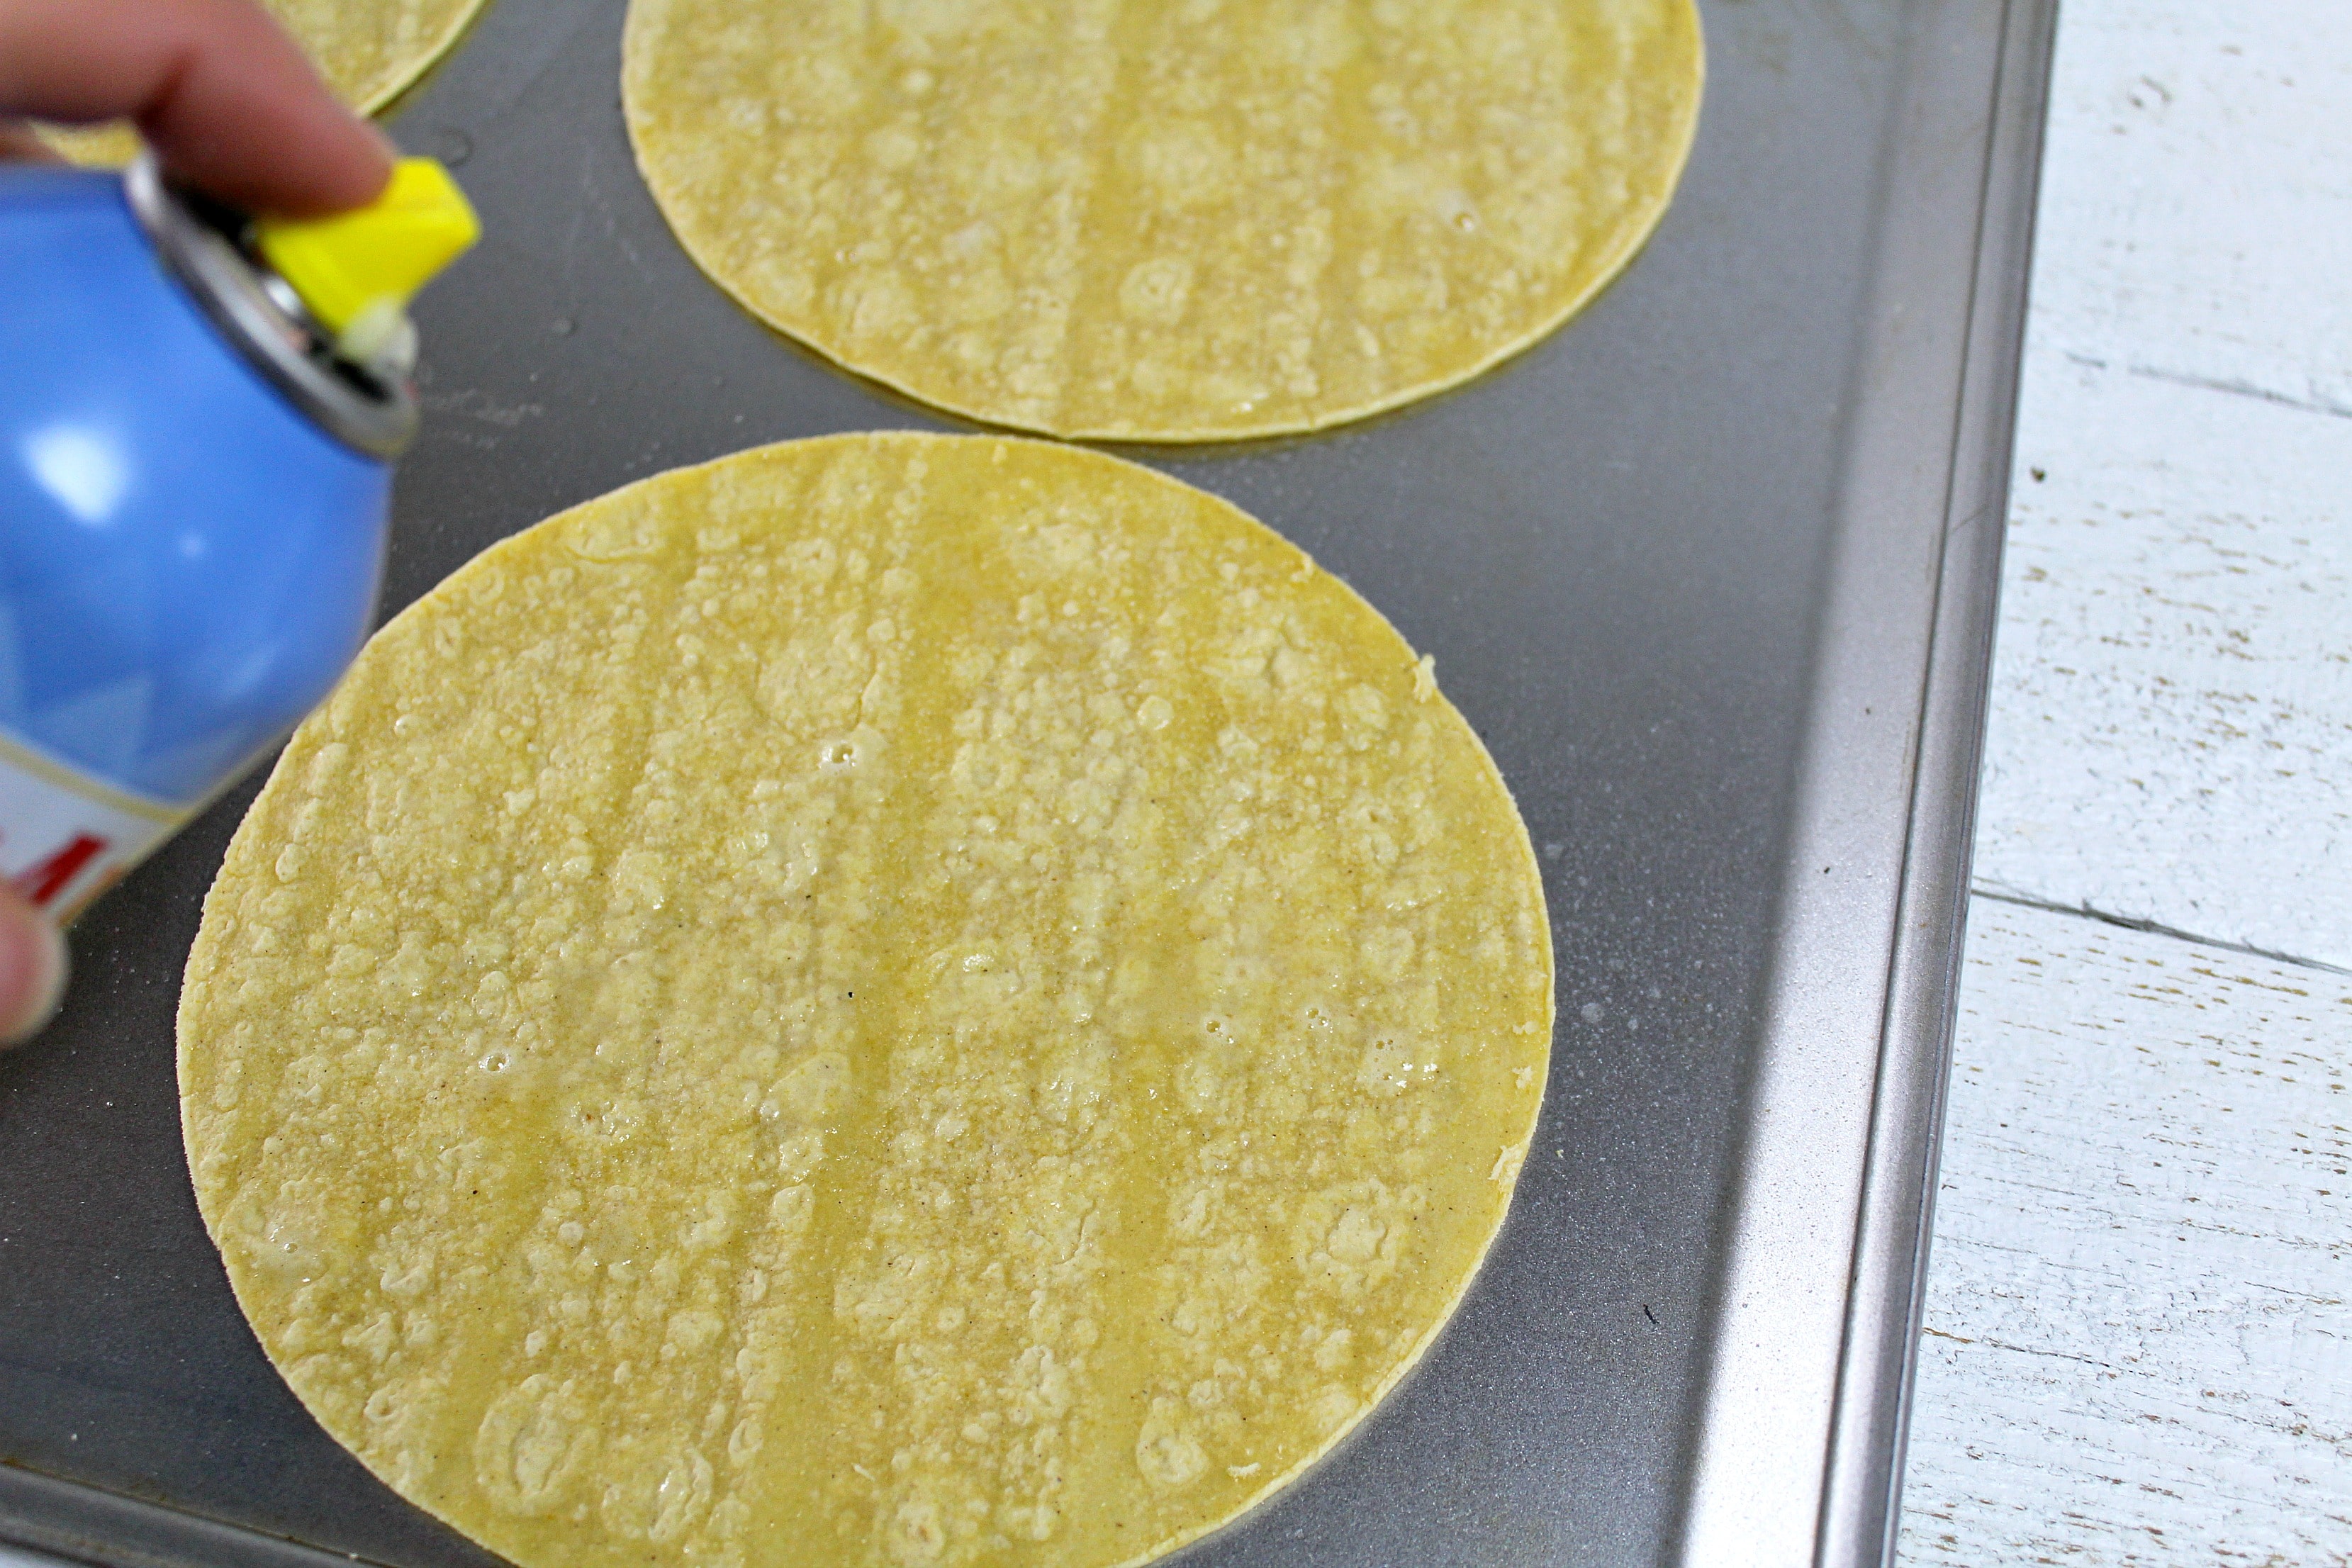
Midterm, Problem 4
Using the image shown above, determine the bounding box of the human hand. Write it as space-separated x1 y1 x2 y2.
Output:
0 885 65 1048
0 0 392 216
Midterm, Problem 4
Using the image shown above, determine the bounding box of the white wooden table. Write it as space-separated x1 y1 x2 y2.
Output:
1895 1 2352 1559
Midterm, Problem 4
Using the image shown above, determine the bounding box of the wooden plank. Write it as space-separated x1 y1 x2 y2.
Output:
2020 0 2352 410
1966 0 2352 967
1898 899 2352 1564
1973 352 2352 967
1902 0 2352 1556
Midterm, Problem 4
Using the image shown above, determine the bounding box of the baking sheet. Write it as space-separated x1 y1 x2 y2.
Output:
0 2 2050 1564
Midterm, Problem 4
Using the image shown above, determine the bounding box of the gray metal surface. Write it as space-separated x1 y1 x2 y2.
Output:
1679 0 2051 1561
0 2 2048 1564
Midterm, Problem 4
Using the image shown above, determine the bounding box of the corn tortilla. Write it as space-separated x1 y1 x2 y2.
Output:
622 0 1703 442
39 0 488 164
179 433 1554 1568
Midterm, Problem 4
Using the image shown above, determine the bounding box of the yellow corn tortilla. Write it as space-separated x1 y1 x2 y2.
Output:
179 433 1555 1568
622 0 1702 442
38 0 488 164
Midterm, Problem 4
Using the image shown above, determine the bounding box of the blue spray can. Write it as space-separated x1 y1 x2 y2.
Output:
0 154 476 922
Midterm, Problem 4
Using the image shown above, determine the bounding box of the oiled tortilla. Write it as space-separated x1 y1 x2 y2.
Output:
40 0 488 164
179 434 1554 1568
622 0 1703 442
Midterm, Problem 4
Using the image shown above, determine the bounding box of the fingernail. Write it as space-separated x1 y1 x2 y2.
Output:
0 909 68 1048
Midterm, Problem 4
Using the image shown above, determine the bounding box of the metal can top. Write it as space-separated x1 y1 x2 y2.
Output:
125 155 420 460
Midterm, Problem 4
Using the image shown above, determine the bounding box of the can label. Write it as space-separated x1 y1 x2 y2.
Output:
0 732 188 925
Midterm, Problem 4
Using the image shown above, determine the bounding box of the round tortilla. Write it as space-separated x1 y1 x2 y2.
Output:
39 0 488 164
179 434 1554 1568
622 0 1703 442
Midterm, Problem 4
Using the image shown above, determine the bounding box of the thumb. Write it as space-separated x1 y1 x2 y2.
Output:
0 885 68 1048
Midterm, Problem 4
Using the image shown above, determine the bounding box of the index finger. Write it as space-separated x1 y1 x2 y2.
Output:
0 0 391 217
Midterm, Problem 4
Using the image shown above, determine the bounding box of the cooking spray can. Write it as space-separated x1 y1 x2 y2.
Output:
0 154 476 922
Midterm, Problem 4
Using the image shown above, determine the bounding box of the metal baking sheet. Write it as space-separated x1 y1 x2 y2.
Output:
0 1 2051 1564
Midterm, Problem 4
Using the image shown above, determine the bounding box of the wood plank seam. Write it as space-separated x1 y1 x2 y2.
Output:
1970 885 2352 979
2059 350 2352 425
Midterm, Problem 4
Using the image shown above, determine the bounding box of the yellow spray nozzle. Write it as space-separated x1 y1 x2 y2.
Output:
254 157 480 342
